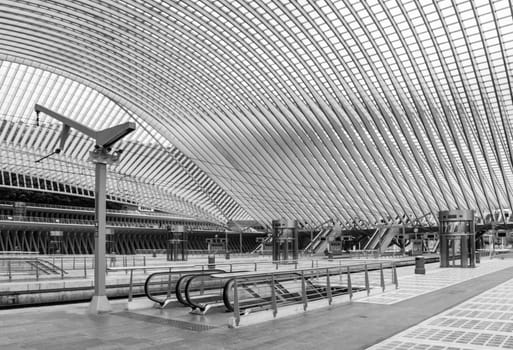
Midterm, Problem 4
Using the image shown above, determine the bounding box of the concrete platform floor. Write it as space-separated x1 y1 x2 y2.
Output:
2 258 513 349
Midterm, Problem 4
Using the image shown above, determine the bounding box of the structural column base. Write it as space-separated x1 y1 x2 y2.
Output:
88 295 112 314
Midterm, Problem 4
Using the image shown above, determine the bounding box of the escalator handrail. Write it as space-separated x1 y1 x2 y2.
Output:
184 273 230 311
174 270 225 307
144 269 225 307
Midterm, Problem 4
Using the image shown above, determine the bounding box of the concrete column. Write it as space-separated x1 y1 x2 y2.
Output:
89 162 111 313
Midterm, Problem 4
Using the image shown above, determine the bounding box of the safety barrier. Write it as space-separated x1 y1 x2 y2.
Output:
227 262 398 326
132 258 326 304
0 254 148 282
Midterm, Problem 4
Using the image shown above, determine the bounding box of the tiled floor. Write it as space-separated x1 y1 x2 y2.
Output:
367 269 513 350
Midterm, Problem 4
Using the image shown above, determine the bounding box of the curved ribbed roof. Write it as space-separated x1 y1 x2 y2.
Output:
1 0 512 228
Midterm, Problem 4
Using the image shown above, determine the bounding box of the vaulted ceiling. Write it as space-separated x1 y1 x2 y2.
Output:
1 0 512 228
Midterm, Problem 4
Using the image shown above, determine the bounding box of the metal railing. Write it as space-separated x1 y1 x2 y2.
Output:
227 262 398 326
141 260 398 319
0 200 220 227
0 254 148 282
132 259 332 304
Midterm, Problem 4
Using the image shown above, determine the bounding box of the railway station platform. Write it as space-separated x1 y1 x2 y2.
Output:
2 256 513 349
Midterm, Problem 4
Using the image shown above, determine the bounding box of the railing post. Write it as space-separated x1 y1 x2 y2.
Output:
311 260 314 268
35 261 39 281
166 269 173 299
326 268 332 305
271 274 278 317
230 264 233 273
73 256 76 270
301 270 307 311
8 260 12 281
233 279 240 327
364 264 370 296
380 263 385 292
61 257 64 279
84 257 87 279
393 263 398 289
254 263 257 272
132 256 135 266
128 269 134 302
347 266 352 300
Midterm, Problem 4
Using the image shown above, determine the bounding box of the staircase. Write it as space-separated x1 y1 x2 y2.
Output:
26 258 67 275
251 235 272 254
304 227 333 254
364 226 401 253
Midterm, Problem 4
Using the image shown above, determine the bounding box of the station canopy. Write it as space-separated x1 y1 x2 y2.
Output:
1 0 513 229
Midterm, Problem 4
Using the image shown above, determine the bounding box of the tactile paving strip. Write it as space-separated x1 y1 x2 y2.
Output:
356 259 513 305
367 276 513 350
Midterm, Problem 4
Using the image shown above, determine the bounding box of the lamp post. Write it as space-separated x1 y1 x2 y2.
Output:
89 147 123 313
34 104 135 313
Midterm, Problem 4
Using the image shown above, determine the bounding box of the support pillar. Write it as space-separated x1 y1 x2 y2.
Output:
272 220 281 262
89 162 111 313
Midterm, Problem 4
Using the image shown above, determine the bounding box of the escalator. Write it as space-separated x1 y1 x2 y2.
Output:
144 269 225 308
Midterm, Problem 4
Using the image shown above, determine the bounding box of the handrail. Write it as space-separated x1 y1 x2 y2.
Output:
304 228 328 253
107 258 312 273
128 258 322 304
144 269 225 307
178 261 396 316
184 273 234 312
0 257 70 280
226 261 398 326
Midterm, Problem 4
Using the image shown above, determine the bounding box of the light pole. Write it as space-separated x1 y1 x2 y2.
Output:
34 104 135 313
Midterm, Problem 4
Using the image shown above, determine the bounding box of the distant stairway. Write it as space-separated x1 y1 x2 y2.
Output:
363 226 400 254
251 235 272 254
304 227 333 254
26 259 68 275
